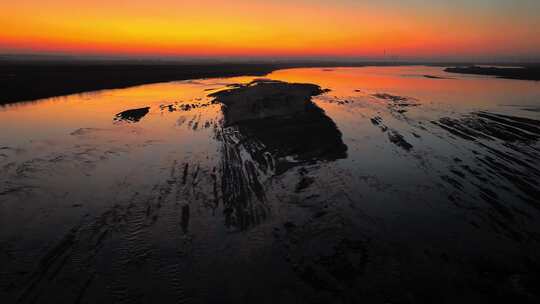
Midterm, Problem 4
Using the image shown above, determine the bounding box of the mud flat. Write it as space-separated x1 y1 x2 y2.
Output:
432 111 540 205
210 80 347 228
1 66 540 303
114 107 150 123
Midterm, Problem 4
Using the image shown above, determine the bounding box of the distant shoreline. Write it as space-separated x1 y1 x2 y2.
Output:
0 62 286 105
1 61 538 106
444 66 540 81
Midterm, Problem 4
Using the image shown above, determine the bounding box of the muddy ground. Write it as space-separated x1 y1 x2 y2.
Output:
1 67 540 303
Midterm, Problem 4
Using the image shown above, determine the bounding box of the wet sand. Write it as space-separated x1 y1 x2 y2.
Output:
1 66 540 303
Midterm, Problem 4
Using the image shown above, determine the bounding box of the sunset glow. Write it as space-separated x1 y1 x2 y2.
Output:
1 0 540 59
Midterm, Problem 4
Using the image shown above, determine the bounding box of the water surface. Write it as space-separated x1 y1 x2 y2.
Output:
1 66 540 303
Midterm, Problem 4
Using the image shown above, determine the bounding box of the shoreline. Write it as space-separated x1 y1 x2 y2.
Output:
444 66 540 81
0 62 286 106
2 61 539 106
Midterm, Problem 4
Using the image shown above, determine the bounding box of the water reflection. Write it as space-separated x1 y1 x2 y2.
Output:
1 67 540 303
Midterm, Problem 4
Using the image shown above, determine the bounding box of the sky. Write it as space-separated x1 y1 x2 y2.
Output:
1 0 539 61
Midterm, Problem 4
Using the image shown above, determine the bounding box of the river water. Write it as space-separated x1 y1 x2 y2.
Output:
1 66 540 303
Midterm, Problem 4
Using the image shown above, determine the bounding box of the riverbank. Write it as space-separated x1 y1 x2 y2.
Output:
2 59 538 106
0 61 286 105
445 66 540 81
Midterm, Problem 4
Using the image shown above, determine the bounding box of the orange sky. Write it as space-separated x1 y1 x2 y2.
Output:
1 0 539 59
